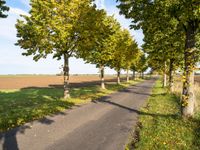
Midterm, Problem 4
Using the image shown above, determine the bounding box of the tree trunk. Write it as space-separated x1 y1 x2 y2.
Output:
126 69 129 82
163 73 167 87
163 61 167 87
169 59 174 93
142 72 144 79
63 54 70 99
100 65 106 89
139 72 142 79
117 70 121 84
182 22 197 117
132 70 135 80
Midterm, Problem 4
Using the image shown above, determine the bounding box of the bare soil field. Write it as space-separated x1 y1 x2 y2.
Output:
195 75 200 83
0 75 117 90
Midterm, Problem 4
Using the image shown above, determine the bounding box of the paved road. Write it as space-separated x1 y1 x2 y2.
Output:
0 79 155 150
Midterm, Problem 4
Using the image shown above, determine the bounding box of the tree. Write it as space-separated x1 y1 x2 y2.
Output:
118 0 200 117
108 29 124 84
139 0 185 89
123 39 139 82
78 15 121 89
107 29 139 84
16 0 98 98
169 0 200 116
136 53 148 79
109 29 131 84
130 50 142 80
0 0 9 18
143 30 184 89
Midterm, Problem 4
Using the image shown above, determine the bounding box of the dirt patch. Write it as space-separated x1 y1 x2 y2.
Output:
0 75 119 90
195 75 200 84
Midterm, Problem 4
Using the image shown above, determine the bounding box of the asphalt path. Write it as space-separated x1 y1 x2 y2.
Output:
0 79 156 150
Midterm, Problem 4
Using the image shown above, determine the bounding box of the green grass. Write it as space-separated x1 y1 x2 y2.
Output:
0 80 142 132
126 80 200 150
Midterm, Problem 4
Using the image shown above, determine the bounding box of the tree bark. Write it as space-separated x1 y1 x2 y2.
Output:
169 59 174 93
139 72 142 79
126 69 129 82
142 72 144 79
182 22 197 117
163 73 167 88
163 61 167 88
132 70 136 80
100 65 106 89
63 54 70 99
117 70 121 84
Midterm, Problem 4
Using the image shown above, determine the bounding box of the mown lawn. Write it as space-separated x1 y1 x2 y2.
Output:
126 80 200 150
0 80 142 132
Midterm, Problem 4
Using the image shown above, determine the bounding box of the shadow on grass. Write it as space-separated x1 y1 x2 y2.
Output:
0 88 75 149
98 95 200 148
95 78 200 149
0 79 134 131
192 118 200 148
0 78 145 149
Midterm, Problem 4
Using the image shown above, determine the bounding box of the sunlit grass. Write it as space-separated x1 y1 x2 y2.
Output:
126 80 200 150
0 79 142 132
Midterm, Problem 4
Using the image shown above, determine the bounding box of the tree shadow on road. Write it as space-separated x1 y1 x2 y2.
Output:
93 98 179 118
0 78 146 149
0 88 74 131
0 86 76 150
0 116 57 150
96 94 200 148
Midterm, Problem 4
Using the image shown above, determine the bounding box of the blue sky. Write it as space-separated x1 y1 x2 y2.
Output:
0 0 144 75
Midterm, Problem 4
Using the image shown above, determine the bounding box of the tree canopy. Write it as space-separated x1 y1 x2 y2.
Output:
16 0 139 94
0 0 9 18
118 0 200 117
16 0 105 97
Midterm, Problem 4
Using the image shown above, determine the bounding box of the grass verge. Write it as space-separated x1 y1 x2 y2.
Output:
126 80 200 150
0 79 142 132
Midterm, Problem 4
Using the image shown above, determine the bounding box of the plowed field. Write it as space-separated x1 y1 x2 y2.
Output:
0 75 117 89
195 75 200 83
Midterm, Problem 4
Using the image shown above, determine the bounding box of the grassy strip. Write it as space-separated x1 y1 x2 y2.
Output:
126 80 200 150
0 79 142 132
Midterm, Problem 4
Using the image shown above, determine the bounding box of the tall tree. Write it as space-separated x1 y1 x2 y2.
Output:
108 29 123 84
109 29 131 84
123 39 139 82
140 0 185 88
108 29 139 84
169 0 200 116
130 50 143 80
78 15 121 89
118 0 200 117
16 0 99 98
0 0 9 18
136 53 148 79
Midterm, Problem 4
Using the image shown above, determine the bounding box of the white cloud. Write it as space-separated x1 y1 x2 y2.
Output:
95 0 105 9
0 5 115 75
9 7 30 16
0 1 143 75
19 0 30 8
0 15 17 41
0 7 29 41
105 5 144 47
